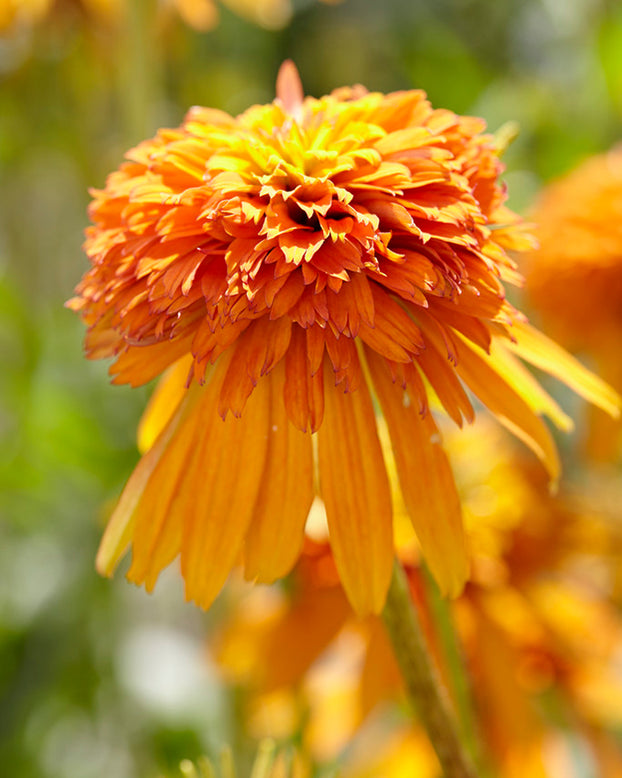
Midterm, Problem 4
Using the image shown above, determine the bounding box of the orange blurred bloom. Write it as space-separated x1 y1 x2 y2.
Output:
216 422 622 775
162 0 291 32
166 0 347 32
70 62 619 615
0 0 336 35
0 0 112 30
525 148 622 460
0 0 48 30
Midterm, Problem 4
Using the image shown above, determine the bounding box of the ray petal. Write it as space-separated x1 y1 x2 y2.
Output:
365 348 469 597
454 336 561 483
508 320 622 418
317 356 393 615
179 360 272 609
244 364 315 582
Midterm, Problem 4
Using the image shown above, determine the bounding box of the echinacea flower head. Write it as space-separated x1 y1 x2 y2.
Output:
524 148 622 459
69 62 619 615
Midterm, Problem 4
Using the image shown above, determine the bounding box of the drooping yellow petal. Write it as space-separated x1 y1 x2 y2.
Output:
365 347 469 597
485 340 573 433
317 355 393 615
137 354 194 453
95 379 201 578
124 353 235 591
243 363 314 582
507 321 622 419
454 336 561 484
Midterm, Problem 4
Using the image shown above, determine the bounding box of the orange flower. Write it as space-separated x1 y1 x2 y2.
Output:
524 148 622 460
69 62 619 615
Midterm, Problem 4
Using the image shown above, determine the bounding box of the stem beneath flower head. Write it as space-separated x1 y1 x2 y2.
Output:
421 565 485 773
381 560 478 778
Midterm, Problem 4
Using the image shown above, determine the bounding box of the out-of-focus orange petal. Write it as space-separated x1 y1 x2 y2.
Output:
486 340 573 432
507 320 622 419
173 0 219 31
366 347 469 597
244 363 314 583
467 598 544 758
262 585 352 690
359 620 401 720
455 336 561 484
317 356 393 615
276 59 304 119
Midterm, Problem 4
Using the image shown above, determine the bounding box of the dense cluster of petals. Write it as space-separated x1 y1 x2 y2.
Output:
70 64 619 614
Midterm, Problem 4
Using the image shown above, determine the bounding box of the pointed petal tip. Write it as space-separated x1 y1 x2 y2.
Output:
95 535 126 578
276 60 304 119
426 533 471 600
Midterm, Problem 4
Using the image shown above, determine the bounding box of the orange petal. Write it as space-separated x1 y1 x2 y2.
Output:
124 352 236 591
416 336 474 427
508 320 622 419
317 355 393 615
454 336 561 484
110 335 192 387
243 363 315 582
360 620 401 721
218 317 292 418
366 348 469 597
137 354 194 453
358 286 425 363
262 584 352 691
178 357 273 608
284 325 325 432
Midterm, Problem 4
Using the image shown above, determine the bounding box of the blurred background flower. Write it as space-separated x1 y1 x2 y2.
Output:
2 1 622 777
524 147 622 462
215 420 622 776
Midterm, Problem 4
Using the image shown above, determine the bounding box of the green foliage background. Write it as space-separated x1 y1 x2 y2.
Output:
1 1 621 776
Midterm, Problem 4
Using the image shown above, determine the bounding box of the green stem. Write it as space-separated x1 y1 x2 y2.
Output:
381 560 478 778
422 565 484 772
